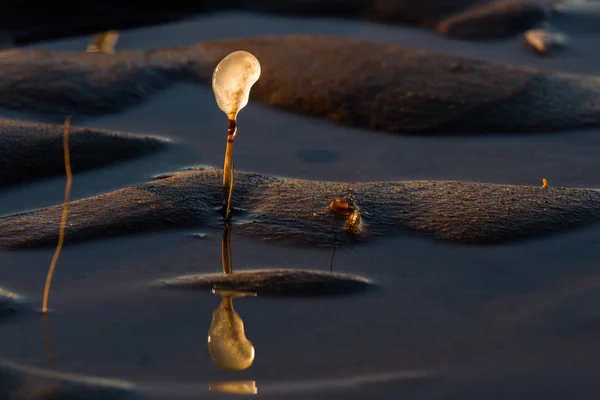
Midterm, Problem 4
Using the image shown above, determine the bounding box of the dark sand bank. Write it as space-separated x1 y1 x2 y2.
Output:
1 0 546 46
0 119 170 189
2 167 600 249
0 361 139 400
3 35 600 134
157 270 374 296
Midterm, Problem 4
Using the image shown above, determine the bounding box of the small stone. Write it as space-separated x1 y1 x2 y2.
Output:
523 28 568 55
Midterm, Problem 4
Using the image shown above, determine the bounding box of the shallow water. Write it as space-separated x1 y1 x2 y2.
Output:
3 225 600 398
1 11 600 400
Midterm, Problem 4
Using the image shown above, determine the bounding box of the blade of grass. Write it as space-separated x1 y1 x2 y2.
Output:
42 116 72 314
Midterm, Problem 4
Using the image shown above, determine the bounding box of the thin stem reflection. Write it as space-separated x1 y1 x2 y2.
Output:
221 222 232 274
207 224 257 396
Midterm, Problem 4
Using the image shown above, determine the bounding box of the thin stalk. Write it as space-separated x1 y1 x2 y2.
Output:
227 162 235 220
42 116 72 314
221 222 232 274
222 118 237 220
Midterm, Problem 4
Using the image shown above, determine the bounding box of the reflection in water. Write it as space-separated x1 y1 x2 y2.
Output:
221 223 232 274
87 31 119 54
209 380 258 395
207 292 255 372
42 315 57 370
207 222 258 394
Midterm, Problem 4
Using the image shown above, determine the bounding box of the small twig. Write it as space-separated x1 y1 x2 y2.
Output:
42 116 72 314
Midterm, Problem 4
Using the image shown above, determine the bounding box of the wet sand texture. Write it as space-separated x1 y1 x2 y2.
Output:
2 35 600 134
0 361 139 400
0 0 546 45
2 167 600 249
0 120 169 189
201 35 600 134
157 270 374 296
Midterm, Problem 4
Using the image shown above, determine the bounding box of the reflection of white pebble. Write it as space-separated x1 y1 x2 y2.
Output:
523 28 568 55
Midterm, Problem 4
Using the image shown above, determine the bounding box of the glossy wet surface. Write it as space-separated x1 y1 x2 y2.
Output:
1 11 600 400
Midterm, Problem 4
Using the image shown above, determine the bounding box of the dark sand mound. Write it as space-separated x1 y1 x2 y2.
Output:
157 269 374 296
0 361 139 400
1 0 545 46
0 120 169 189
0 49 174 115
2 167 600 249
200 35 600 134
2 35 600 134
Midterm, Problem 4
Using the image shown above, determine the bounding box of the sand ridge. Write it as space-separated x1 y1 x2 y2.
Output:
0 119 170 189
1 35 600 133
1 167 600 248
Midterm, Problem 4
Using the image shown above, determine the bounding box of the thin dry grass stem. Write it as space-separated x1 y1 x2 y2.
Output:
221 222 233 274
329 243 337 273
222 119 237 220
42 116 72 314
227 163 235 218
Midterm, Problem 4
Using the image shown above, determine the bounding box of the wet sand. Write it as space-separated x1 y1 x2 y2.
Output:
3 168 600 248
4 35 600 133
0 119 170 188
1 10 600 400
